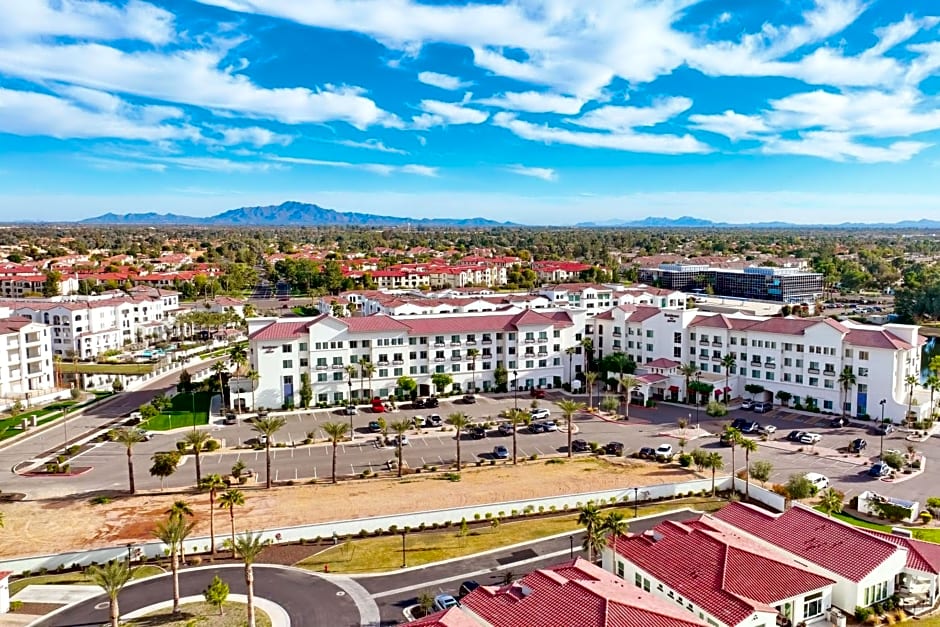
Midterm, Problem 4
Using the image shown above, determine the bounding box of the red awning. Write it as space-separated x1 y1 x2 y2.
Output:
669 385 680 392
714 389 722 396
724 386 732 391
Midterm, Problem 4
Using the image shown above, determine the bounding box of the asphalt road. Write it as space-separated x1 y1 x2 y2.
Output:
34 565 362 627
1 393 936 506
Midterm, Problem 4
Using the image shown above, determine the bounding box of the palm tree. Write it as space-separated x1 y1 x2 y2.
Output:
602 511 629 542
818 487 844 517
720 354 736 403
344 364 358 403
705 452 724 496
619 375 639 419
838 366 857 418
362 360 376 399
153 516 194 613
358 356 370 400
252 415 286 489
247 368 260 413
585 371 598 409
88 560 132 627
580 337 594 372
391 419 411 478
447 412 470 470
112 427 146 494
929 375 940 420
231 532 269 627
182 430 211 485
680 363 699 404
722 425 741 478
466 348 480 393
212 361 229 410
577 503 602 562
739 437 758 501
200 474 226 559
229 344 248 375
166 499 194 564
906 373 919 425
507 409 529 464
565 346 577 386
322 422 349 484
219 488 246 559
557 400 585 459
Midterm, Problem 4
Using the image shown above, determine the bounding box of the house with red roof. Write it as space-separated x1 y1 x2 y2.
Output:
604 514 836 627
405 558 707 627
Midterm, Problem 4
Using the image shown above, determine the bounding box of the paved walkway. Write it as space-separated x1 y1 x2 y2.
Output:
123 593 290 626
12 584 101 605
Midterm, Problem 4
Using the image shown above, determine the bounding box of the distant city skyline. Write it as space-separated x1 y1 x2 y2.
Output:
1 1 940 224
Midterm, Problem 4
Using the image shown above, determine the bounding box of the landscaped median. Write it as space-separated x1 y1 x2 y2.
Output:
141 391 213 431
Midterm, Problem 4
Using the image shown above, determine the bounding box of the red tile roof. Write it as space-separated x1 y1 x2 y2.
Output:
646 358 680 369
713 503 901 582
866 530 940 574
342 315 413 333
611 518 833 627
625 305 661 323
248 318 320 341
404 607 480 627
845 329 913 350
457 558 707 627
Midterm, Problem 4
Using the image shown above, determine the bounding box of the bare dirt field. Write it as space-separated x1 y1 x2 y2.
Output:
2 458 702 559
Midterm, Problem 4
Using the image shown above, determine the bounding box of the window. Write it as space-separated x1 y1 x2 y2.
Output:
634 572 642 587
282 360 292 368
674 332 682 344
617 562 625 578
859 351 869 360
803 592 823 618
317 373 327 382
809 377 819 387
765 372 774 381
858 367 869 377
282 344 292 353
298 342 307 351
299 358 308 368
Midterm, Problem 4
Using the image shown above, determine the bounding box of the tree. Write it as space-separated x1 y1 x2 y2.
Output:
322 422 349 484
739 437 758 500
680 363 699 404
212 361 229 410
466 348 480 393
565 346 577 385
150 451 181 489
447 412 470 470
152 516 194 613
722 425 741 479
775 389 792 407
578 503 602 562
299 372 313 409
602 511 629 541
431 372 453 394
906 373 919 425
247 369 260 412
580 337 594 371
219 488 246 559
359 357 375 398
200 474 226 559
785 474 816 501
203 575 230 616
585 371 598 409
139 403 159 423
252 416 286 489
88 560 132 627
182 430 211 485
705 452 724 496
177 368 193 394
397 375 418 400
557 400 585 459
391 419 411 478
928 375 940 419
749 460 773 487
494 363 508 392
818 487 844 517
619 375 639 418
507 409 529 464
112 427 146 494
720 354 736 403
345 364 358 402
111 377 124 393
231 532 269 627
229 344 248 375
838 366 857 418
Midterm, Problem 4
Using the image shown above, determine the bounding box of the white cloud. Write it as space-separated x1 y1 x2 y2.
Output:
492 112 710 155
335 139 407 154
760 131 929 163
688 110 770 141
210 126 294 147
505 165 557 181
478 91 585 115
417 71 471 90
868 14 939 57
267 155 439 177
570 98 693 131
0 0 175 45
0 42 398 129
412 99 488 129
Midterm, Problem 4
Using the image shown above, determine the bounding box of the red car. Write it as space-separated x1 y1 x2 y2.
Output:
530 388 546 399
371 402 385 413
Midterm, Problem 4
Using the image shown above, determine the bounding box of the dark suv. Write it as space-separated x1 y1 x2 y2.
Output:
466 425 487 440
571 439 590 453
604 441 624 456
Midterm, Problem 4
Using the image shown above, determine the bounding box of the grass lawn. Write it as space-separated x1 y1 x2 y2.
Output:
813 506 940 545
0 400 82 442
57 362 155 375
143 392 213 431
131 601 271 627
296 497 725 574
10 565 164 595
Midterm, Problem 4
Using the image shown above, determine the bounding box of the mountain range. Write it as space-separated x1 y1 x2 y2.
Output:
70 203 940 229
79 201 515 227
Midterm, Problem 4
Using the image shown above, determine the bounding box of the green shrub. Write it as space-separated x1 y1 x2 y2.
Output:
203 439 220 452
705 401 728 417
91 495 112 505
920 511 933 524
9 600 23 612
678 453 693 468
855 606 873 621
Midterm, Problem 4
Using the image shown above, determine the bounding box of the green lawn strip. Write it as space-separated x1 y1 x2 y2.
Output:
130 601 271 627
0 402 82 442
912 528 940 543
295 498 725 574
57 362 155 375
143 392 212 431
810 506 940 544
10 565 163 595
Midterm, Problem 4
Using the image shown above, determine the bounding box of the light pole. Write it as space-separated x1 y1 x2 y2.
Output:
569 535 574 558
513 370 518 411
693 372 702 428
632 486 639 518
879 398 887 458
191 389 196 433
62 405 70 448
401 531 407 568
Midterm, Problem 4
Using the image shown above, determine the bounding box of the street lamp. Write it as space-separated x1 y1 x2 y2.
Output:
513 370 518 411
693 372 702 428
632 486 639 518
879 398 887 458
569 535 574 559
401 530 407 568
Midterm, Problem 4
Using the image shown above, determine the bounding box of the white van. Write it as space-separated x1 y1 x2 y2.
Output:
804 472 830 492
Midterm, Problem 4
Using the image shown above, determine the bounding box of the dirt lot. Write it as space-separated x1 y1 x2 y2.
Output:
1 458 701 559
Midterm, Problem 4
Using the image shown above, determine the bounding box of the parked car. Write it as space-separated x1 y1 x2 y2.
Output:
458 580 480 598
739 420 761 434
530 408 551 420
799 432 822 445
528 422 547 433
829 416 848 427
868 462 892 478
493 445 510 459
344 405 358 416
571 439 590 453
462 394 477 404
786 430 806 442
497 422 513 436
425 414 443 428
638 446 656 459
655 444 674 460
387 434 409 447
740 399 754 410
804 472 830 492
433 594 459 612
849 438 867 453
731 418 748 430
223 412 237 425
753 402 773 414
605 441 624 456
719 432 736 446
368 421 382 433
871 423 895 436
426 396 440 408
530 388 546 399
466 425 487 440
371 403 386 413
758 424 777 435
412 415 425 428
411 398 427 409
537 420 558 432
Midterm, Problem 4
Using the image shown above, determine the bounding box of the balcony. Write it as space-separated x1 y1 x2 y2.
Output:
434 357 446 363
393 360 404 365
481 339 493 345
808 367 820 374
823 369 836 376
465 341 477 346
434 342 446 347
765 362 776 369
316 365 328 370
332 364 345 370
538 338 548 343
524 338 535 344
377 361 390 366
711 341 722 347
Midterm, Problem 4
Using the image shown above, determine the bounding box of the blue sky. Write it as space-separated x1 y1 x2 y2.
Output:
1 1 940 224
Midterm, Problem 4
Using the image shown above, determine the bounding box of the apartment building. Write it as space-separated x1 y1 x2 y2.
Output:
0 316 54 402
639 263 824 303
243 307 587 409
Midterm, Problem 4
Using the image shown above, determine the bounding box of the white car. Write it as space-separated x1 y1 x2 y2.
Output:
530 408 551 420
538 420 558 432
759 424 777 434
799 432 822 444
655 444 674 459
804 472 830 492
